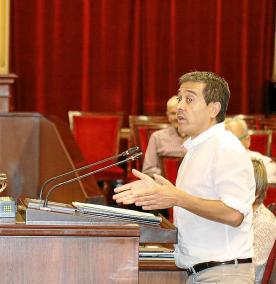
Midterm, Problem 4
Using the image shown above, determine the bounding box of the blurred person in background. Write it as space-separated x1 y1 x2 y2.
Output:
225 117 276 183
142 96 188 177
251 158 276 283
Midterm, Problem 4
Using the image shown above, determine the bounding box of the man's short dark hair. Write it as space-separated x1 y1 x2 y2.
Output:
179 71 230 123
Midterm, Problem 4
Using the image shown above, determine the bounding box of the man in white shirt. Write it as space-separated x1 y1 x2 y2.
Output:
113 71 255 283
225 117 276 183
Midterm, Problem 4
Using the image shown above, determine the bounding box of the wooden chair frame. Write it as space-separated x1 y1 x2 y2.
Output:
129 115 169 148
248 129 272 157
234 114 265 130
128 115 169 170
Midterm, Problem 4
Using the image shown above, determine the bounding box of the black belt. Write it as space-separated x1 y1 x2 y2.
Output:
185 258 252 276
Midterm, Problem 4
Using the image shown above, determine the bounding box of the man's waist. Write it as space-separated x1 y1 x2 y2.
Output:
185 258 252 276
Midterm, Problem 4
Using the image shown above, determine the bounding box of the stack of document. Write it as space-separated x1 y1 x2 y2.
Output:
139 245 175 260
72 202 162 225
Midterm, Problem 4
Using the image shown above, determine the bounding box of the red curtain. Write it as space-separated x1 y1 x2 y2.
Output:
10 0 275 125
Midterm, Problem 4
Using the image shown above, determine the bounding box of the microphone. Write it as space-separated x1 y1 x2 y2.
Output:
39 146 140 199
42 152 143 208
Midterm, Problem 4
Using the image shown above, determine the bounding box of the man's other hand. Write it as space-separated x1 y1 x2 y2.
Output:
113 169 179 210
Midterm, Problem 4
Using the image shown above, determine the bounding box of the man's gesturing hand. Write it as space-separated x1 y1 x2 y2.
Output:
113 169 179 210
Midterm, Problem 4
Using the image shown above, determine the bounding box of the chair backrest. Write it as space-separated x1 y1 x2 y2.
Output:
271 131 276 160
261 240 276 284
264 185 276 207
68 111 123 163
159 156 183 184
129 115 169 169
258 115 276 129
159 155 183 222
259 117 276 160
249 130 272 157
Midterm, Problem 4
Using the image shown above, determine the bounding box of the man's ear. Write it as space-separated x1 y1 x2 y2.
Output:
209 102 221 118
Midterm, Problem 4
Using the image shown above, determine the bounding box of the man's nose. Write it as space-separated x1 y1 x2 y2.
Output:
177 99 186 110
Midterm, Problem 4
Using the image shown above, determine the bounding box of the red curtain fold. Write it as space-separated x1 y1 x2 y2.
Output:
10 0 275 125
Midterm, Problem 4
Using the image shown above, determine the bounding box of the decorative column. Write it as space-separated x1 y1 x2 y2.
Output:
0 0 16 112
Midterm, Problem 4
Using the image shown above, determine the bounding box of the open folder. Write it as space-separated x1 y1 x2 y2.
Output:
73 202 162 225
26 199 162 225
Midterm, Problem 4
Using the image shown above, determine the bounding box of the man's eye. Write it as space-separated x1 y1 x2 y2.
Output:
177 96 182 102
186 97 193 103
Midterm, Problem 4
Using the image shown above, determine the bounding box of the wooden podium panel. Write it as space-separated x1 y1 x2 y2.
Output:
0 224 139 284
139 260 187 284
0 112 103 204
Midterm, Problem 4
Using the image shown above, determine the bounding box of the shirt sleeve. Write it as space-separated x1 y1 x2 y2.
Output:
212 147 255 216
142 133 161 177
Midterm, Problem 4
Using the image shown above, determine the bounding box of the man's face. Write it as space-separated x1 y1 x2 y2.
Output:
177 81 218 139
167 105 178 129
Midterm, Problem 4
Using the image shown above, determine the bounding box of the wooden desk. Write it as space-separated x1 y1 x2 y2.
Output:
0 223 139 284
139 259 188 284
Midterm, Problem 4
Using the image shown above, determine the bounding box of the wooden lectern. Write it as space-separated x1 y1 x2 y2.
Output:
0 112 103 204
0 223 140 283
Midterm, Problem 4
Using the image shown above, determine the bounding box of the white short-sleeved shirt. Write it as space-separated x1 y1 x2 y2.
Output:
174 122 255 268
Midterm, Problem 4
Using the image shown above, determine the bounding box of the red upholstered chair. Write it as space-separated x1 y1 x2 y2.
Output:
68 111 125 202
261 123 276 161
129 115 169 171
259 116 276 130
249 130 272 157
271 131 276 161
159 155 183 222
264 184 276 207
262 191 276 283
159 156 183 185
261 240 276 284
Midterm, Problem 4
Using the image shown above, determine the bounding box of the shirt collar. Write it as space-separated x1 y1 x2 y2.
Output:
183 122 225 150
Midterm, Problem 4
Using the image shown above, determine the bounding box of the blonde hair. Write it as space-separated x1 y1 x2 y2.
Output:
251 158 268 205
224 117 249 135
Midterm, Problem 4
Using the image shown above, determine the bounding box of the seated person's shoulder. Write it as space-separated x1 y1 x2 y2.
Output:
248 150 272 163
210 130 247 153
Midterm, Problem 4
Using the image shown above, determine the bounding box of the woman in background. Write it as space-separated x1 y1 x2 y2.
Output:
251 158 276 283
